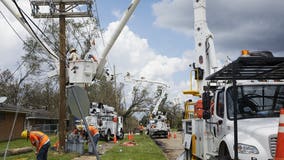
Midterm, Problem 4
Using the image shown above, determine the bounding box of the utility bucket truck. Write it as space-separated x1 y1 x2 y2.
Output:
178 0 284 159
146 89 170 138
86 102 124 142
124 73 170 138
181 52 284 160
147 111 169 138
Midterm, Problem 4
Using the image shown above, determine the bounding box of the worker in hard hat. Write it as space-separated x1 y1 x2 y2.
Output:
21 130 50 160
88 124 100 159
68 47 79 61
138 123 144 135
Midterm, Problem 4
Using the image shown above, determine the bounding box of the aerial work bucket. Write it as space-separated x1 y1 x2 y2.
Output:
68 60 98 84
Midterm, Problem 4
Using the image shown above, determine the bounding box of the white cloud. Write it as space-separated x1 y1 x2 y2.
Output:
153 0 284 55
152 0 192 36
92 20 194 103
0 2 30 70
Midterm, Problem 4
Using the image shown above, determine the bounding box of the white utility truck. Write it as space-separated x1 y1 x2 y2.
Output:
181 53 284 160
178 0 284 160
124 73 170 138
86 102 124 142
146 89 170 138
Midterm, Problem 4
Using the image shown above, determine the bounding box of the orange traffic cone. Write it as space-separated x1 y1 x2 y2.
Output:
167 132 171 139
128 131 131 140
131 131 134 140
174 132 177 139
113 134 117 144
275 108 284 160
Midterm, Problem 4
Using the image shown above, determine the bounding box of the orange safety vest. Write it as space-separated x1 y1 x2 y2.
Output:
29 131 49 152
88 126 99 136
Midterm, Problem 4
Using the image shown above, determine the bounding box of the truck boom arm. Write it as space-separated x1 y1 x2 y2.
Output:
95 0 140 79
151 88 166 116
193 0 218 93
124 73 169 116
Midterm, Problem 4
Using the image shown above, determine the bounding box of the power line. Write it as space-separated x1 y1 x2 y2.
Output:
20 8 60 55
12 0 60 61
0 11 25 43
93 0 105 47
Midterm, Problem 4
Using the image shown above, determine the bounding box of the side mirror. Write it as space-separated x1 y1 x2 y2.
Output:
202 91 211 110
203 110 211 119
218 120 223 125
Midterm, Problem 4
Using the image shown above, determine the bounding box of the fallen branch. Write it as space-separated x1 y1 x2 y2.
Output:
0 147 33 156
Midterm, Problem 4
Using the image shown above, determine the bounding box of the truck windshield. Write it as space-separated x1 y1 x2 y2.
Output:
227 85 284 120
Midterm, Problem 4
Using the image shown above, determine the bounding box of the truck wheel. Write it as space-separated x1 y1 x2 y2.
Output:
218 143 232 160
185 149 191 160
106 130 111 142
118 129 124 140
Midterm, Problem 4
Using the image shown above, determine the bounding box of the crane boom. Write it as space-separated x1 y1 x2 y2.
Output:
193 0 217 93
151 88 166 116
95 0 140 79
125 74 169 116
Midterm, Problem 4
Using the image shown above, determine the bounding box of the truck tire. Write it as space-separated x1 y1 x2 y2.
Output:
118 129 124 140
106 130 111 142
185 149 191 160
218 143 232 160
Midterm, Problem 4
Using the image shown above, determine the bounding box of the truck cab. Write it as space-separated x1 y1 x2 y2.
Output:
180 55 284 160
207 82 284 159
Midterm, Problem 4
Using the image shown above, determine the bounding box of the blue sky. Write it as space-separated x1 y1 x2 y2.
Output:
96 0 193 57
1 0 284 105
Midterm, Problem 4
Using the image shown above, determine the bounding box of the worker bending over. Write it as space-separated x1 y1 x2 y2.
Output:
88 124 100 160
21 130 50 160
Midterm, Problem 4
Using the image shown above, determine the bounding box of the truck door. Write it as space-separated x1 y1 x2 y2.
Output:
117 117 122 132
211 89 225 150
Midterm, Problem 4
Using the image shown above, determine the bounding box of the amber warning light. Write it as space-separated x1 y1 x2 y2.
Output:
241 50 249 56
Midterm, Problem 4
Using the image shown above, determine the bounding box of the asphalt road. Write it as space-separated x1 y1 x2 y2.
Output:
153 131 184 160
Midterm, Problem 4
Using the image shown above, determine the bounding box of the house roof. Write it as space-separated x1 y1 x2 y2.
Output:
0 103 30 114
0 104 59 119
26 110 59 120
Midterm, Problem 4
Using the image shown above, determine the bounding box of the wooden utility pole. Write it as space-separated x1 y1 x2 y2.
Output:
30 0 93 151
58 3 66 152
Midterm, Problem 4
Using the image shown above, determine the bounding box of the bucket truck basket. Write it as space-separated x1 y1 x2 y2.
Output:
68 60 98 84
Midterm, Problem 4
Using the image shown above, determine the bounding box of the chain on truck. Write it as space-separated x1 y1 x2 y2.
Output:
178 0 284 160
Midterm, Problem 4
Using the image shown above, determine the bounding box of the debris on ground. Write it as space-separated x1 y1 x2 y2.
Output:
122 141 137 147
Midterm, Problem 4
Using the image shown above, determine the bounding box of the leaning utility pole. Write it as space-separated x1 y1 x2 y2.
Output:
30 0 93 152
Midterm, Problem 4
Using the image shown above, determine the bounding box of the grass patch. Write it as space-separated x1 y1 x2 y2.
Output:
1 134 167 160
3 151 79 160
101 134 167 160
0 135 79 160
